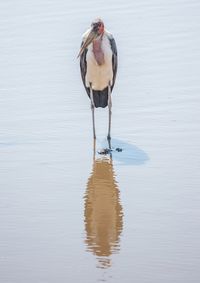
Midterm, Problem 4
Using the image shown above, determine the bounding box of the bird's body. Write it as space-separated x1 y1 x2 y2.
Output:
83 29 113 91
78 19 117 139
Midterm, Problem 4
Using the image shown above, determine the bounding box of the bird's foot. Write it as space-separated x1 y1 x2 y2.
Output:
98 147 123 155
98 148 113 155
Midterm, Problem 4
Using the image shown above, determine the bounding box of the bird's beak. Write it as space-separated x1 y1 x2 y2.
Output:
77 29 97 58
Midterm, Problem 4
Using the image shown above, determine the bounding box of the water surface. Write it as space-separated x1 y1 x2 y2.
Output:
0 0 200 282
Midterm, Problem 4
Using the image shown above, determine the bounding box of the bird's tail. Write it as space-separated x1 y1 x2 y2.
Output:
92 87 108 108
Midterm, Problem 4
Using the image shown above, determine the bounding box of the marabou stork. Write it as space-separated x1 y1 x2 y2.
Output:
78 19 117 140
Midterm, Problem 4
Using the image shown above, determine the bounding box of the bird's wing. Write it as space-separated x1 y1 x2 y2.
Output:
108 34 118 91
80 40 90 97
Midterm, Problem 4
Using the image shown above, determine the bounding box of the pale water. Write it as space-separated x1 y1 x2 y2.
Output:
0 0 200 282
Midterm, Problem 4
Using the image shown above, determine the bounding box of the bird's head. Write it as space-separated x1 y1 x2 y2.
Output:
77 19 104 58
91 18 104 36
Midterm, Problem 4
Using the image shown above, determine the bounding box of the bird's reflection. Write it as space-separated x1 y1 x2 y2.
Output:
84 141 123 269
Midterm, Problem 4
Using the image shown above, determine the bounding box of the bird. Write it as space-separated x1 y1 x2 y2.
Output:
78 18 117 141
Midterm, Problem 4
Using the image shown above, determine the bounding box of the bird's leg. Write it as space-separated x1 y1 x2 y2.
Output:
90 84 96 139
93 138 96 162
107 134 112 150
107 83 112 140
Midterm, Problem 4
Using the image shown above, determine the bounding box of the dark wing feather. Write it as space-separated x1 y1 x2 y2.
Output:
108 34 118 91
80 41 90 97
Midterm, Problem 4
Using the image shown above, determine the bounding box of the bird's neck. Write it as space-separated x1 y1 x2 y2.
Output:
93 34 105 65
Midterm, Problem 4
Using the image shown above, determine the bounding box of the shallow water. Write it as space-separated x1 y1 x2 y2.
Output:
0 0 200 282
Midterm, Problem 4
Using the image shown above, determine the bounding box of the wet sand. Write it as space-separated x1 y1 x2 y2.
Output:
0 0 200 282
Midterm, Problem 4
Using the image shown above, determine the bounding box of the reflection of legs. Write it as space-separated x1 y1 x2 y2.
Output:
107 83 112 140
90 84 96 139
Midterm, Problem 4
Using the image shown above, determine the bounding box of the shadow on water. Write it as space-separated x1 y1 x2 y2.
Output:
100 138 149 166
84 141 123 269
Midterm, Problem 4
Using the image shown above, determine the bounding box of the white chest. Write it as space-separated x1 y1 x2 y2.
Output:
85 34 113 91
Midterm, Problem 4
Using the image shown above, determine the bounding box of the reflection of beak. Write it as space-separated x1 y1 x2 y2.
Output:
77 29 97 58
